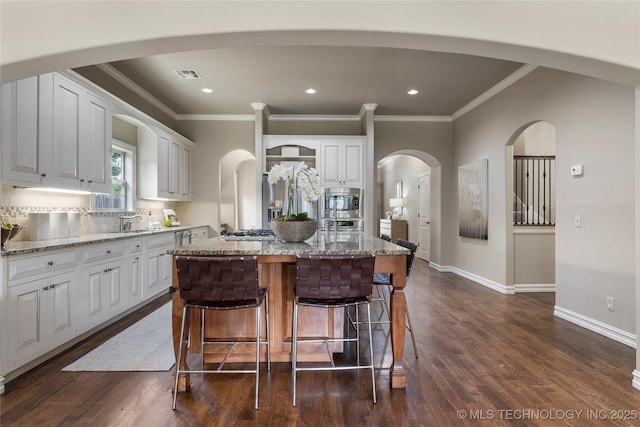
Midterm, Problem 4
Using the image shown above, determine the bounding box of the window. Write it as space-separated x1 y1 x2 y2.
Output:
91 140 136 211
111 149 126 209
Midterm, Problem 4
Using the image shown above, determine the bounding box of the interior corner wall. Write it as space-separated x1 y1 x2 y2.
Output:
452 67 636 335
374 120 453 266
174 120 255 235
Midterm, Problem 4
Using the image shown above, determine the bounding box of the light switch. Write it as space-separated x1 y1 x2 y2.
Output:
574 215 582 227
571 165 584 176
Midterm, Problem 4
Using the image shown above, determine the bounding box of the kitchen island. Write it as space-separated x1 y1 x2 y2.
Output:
168 232 410 390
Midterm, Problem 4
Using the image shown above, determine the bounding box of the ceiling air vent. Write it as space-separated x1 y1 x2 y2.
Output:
173 69 202 79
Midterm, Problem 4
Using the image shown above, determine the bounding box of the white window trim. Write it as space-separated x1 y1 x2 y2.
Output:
90 139 136 212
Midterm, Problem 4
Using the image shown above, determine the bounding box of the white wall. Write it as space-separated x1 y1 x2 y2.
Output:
453 67 636 335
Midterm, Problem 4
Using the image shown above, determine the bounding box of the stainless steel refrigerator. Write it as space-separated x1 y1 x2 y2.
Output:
262 174 317 229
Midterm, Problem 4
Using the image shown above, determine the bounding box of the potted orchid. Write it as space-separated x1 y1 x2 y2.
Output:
267 162 322 241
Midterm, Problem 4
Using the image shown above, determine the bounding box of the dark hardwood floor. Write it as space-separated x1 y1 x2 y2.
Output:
2 259 639 426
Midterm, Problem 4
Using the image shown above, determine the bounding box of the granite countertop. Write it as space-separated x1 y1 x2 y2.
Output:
168 232 409 257
1 226 202 257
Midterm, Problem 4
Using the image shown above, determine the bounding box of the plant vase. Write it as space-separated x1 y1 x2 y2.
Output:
271 220 318 243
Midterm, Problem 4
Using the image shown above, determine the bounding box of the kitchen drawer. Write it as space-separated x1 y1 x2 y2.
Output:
8 250 78 284
127 238 143 254
82 241 125 264
145 232 174 250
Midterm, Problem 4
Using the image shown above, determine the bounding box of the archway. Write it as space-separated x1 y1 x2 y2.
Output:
218 149 256 233
376 149 442 267
505 121 556 292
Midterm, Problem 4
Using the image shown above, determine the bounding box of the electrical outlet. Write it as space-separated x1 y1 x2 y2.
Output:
607 296 615 312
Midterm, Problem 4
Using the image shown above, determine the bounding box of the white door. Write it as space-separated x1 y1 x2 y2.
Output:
417 173 431 261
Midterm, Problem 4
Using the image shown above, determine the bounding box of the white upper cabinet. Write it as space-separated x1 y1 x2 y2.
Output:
83 93 112 193
179 143 192 200
138 128 191 201
52 74 112 192
319 139 364 188
1 72 112 193
1 74 53 186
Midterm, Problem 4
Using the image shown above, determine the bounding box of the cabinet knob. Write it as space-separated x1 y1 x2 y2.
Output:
88 180 93 184
47 261 54 266
106 250 111 254
41 173 47 178
80 179 85 183
43 286 49 291
50 284 56 289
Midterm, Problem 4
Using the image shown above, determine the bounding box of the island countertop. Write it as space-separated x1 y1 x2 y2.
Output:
167 232 410 257
168 231 411 390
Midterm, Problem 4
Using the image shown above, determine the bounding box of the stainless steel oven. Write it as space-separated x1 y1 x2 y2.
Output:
322 187 362 219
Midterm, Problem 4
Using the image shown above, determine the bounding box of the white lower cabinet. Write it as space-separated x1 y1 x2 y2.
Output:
126 239 144 307
79 241 127 330
0 229 202 390
143 233 174 299
4 270 78 371
80 261 125 330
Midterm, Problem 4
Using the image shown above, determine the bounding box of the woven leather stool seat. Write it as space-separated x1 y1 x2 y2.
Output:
292 255 376 406
172 256 270 410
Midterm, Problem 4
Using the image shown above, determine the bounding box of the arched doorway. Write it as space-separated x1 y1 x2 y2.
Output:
506 121 556 292
218 150 256 233
376 150 442 266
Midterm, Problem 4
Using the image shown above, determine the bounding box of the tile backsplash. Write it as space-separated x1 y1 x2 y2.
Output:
1 186 176 241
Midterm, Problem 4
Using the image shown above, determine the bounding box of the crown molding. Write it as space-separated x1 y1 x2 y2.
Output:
451 64 538 120
374 115 452 122
176 114 256 121
268 114 361 122
96 63 178 119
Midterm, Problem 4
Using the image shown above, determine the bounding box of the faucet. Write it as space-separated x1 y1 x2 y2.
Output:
119 214 142 232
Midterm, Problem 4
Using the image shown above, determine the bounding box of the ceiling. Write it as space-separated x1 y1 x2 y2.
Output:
106 46 524 117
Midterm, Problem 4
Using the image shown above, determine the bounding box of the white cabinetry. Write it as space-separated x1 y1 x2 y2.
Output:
2 250 78 372
138 130 191 201
319 139 364 187
126 239 144 307
79 242 126 330
1 72 112 193
143 233 174 298
179 144 192 200
1 74 53 186
263 135 318 173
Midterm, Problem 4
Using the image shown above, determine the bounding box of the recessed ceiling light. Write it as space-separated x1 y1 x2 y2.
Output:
305 88 317 94
201 88 213 93
407 89 419 95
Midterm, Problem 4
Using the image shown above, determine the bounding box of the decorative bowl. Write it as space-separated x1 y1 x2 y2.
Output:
1 224 23 247
271 220 318 243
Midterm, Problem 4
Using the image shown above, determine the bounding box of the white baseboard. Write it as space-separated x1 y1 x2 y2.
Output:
633 370 640 391
514 283 556 293
431 264 513 294
554 305 637 348
0 376 4 394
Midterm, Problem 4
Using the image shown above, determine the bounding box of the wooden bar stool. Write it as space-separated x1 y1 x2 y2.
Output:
292 255 376 406
172 256 270 410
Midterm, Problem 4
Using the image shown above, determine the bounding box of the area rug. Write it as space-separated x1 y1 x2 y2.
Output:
63 302 176 372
